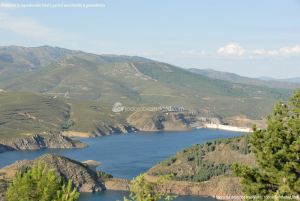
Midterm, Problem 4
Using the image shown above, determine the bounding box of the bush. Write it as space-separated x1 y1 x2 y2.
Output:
161 157 177 166
152 115 166 130
192 163 229 182
97 171 113 180
229 143 239 151
187 155 195 161
124 174 175 201
60 119 75 131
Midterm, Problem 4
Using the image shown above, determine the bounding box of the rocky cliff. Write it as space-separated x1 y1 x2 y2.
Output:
104 178 130 191
0 145 14 154
0 133 86 153
127 111 194 132
0 154 105 197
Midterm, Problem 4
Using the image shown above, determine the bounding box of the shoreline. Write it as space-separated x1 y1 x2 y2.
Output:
0 129 246 200
198 123 252 133
0 134 87 154
104 174 242 200
0 126 249 154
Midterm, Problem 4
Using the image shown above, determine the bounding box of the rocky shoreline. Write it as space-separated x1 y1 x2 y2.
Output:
103 174 243 200
0 133 86 153
0 148 245 201
0 114 258 154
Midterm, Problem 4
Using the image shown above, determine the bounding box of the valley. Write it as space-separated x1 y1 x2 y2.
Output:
1 1 299 200
0 46 298 201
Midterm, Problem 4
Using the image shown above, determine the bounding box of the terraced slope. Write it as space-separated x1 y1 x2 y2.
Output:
0 90 136 139
0 91 70 138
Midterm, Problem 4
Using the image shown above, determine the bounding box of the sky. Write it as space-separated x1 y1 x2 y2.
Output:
0 0 300 78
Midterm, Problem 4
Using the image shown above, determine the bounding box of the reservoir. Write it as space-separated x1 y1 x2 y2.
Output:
0 129 243 200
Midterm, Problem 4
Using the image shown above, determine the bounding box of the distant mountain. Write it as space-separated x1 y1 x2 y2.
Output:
189 68 300 90
258 76 300 84
0 46 293 137
257 76 276 81
281 77 300 84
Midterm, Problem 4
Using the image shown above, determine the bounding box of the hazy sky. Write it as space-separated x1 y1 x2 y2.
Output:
0 0 300 78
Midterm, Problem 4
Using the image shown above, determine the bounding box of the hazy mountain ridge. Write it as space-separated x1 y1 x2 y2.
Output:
189 68 300 89
277 77 300 84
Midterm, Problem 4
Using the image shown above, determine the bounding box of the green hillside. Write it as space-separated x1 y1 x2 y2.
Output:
0 90 136 138
148 136 255 182
0 91 70 138
0 46 291 122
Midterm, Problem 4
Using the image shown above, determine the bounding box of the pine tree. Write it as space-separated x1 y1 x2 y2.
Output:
6 162 80 201
233 90 300 200
123 174 175 201
56 180 80 201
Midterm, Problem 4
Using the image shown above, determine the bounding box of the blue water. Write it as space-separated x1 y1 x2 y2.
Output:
80 191 217 201
0 129 243 200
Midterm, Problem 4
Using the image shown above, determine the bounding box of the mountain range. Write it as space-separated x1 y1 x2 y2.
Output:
0 46 295 138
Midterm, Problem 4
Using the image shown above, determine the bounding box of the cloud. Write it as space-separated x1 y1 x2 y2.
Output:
0 13 65 43
217 43 246 57
217 43 300 58
277 45 300 55
252 45 300 57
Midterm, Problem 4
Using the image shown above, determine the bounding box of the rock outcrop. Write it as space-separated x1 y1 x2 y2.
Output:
0 154 104 194
0 133 86 153
0 145 14 154
0 179 7 201
104 178 130 191
92 124 138 136
82 160 101 171
127 111 192 132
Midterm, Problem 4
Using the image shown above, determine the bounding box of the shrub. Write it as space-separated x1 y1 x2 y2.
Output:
60 119 75 131
161 157 177 166
152 115 166 130
123 174 175 201
187 155 195 161
97 171 113 180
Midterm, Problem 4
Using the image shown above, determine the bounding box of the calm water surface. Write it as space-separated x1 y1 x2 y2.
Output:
80 191 217 201
0 129 243 201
